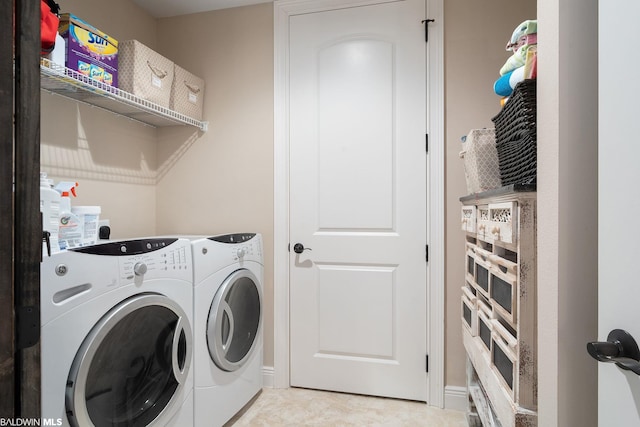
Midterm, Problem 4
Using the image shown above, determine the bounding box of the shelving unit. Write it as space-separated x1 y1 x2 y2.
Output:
40 58 208 131
460 184 537 427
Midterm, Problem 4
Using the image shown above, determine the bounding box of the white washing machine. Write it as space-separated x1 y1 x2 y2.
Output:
191 233 263 427
40 237 194 427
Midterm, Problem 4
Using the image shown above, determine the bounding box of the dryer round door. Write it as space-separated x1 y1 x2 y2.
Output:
65 293 192 427
207 268 262 372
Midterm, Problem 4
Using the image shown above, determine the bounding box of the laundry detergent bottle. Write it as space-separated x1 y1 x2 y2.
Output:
55 181 83 250
40 172 60 256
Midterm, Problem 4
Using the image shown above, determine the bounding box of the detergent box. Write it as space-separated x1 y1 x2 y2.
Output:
59 14 118 87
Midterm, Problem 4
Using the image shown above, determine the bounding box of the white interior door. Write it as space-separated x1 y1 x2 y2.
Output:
595 0 640 423
289 0 427 401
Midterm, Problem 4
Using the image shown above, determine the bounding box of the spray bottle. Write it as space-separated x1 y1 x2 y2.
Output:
55 181 83 250
40 172 60 256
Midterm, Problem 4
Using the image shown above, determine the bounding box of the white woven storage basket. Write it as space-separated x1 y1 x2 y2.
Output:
460 128 502 194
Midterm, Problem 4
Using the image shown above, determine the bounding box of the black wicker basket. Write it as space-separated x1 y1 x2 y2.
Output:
491 79 537 185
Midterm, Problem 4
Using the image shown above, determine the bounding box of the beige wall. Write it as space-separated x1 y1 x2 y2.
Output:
155 4 275 367
41 0 160 239
444 0 536 387
55 0 158 49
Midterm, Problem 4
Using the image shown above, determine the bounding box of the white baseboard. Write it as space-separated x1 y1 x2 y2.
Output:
444 385 467 412
263 368 466 413
262 366 275 388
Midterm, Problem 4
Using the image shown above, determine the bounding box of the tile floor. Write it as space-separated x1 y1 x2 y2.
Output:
227 387 468 426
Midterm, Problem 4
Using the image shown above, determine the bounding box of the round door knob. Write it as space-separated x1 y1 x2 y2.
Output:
293 243 312 254
134 262 148 276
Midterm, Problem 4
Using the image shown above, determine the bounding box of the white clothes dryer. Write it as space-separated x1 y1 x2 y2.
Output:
40 238 194 427
190 233 263 427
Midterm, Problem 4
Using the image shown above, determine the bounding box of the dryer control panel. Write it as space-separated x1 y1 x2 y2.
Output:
230 240 261 263
205 233 263 264
192 233 263 281
208 233 256 244
215 233 262 263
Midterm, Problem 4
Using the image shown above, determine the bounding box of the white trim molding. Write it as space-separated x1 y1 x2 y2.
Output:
262 366 275 388
424 0 445 409
444 386 468 412
273 0 445 407
273 0 292 390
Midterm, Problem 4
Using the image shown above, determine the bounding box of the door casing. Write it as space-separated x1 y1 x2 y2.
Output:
273 0 445 407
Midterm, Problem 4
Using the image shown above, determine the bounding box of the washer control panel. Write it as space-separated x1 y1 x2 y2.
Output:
70 238 192 282
72 238 179 256
119 243 190 281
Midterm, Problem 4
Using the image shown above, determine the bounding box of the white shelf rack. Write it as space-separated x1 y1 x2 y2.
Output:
40 58 208 131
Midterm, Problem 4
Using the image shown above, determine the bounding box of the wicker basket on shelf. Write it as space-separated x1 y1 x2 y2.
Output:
491 79 537 186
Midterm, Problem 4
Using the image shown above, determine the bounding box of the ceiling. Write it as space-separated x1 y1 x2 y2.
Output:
132 0 273 18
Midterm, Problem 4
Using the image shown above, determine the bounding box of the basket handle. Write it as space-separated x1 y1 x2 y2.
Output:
146 61 168 79
184 81 201 94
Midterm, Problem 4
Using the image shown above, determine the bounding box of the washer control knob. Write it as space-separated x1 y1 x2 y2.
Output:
236 247 246 258
134 262 148 276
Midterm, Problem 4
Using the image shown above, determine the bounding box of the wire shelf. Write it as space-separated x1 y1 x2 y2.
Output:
40 58 208 131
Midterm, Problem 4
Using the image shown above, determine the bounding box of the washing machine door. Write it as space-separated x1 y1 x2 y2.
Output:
207 268 261 372
66 293 192 427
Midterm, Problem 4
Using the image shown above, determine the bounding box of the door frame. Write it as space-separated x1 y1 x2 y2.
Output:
273 0 445 407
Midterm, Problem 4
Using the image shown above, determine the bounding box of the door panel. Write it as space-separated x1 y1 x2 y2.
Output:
289 0 427 401
317 38 394 230
598 0 640 424
317 264 395 358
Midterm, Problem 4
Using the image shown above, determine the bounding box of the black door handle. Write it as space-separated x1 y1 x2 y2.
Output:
293 243 312 254
587 329 640 375
42 230 51 257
